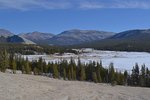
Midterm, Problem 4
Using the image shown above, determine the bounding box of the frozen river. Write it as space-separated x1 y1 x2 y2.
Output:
23 49 150 71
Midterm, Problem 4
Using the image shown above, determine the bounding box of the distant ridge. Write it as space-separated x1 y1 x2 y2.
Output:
77 29 150 52
0 28 116 45
0 29 14 37
47 29 115 45
109 29 150 40
19 31 54 44
0 35 35 44
2 28 150 49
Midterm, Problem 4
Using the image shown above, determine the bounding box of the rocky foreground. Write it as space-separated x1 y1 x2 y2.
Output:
0 72 150 100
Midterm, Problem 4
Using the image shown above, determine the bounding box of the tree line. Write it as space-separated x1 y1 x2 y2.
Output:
0 43 78 55
0 50 150 87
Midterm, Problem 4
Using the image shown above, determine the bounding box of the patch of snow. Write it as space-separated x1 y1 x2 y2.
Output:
23 50 150 71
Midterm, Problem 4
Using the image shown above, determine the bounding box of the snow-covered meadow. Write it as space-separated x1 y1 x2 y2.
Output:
23 49 150 71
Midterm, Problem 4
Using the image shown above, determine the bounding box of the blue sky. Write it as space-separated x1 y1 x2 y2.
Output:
0 0 150 34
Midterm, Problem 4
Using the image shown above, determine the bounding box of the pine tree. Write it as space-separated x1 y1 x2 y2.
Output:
12 59 17 74
53 64 59 78
109 63 115 83
0 50 9 72
77 58 86 81
145 68 150 87
115 71 119 84
140 64 146 87
96 62 102 83
73 70 76 80
47 62 53 74
131 63 140 86
21 65 25 74
77 57 81 67
124 70 128 85
70 65 74 79
38 57 44 74
17 55 23 70
25 57 31 74
85 63 92 81
70 64 76 80
43 60 48 73
80 65 86 81
117 71 124 85
68 69 71 80
33 67 38 75
63 67 66 80
20 58 25 74
92 72 98 83
9 53 14 70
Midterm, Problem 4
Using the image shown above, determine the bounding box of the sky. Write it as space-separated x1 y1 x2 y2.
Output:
0 0 150 34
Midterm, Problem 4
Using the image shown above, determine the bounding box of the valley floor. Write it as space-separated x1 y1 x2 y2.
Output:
0 72 150 100
24 50 150 70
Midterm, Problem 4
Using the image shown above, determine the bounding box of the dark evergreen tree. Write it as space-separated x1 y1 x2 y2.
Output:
92 72 98 83
63 67 66 80
12 59 17 74
0 50 9 72
108 63 115 83
38 57 44 74
80 65 86 81
25 57 31 74
124 70 128 85
140 64 146 87
96 62 102 83
68 69 71 80
33 67 38 75
131 63 140 86
117 71 124 85
53 64 59 78
145 68 150 87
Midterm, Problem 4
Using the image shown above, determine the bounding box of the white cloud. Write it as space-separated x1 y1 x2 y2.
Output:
79 0 150 9
0 0 72 10
113 0 150 9
0 0 150 11
79 2 104 9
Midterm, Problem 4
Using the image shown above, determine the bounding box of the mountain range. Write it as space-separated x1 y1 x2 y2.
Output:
0 35 35 44
0 29 35 44
1 28 150 50
78 29 150 52
0 29 115 45
110 29 150 40
47 29 115 45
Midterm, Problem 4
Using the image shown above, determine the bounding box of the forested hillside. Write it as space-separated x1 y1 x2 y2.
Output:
0 43 77 55
76 29 150 52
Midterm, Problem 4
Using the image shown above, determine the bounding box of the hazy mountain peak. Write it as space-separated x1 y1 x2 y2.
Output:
7 35 35 44
49 29 116 45
0 29 14 37
19 31 54 44
111 29 150 39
